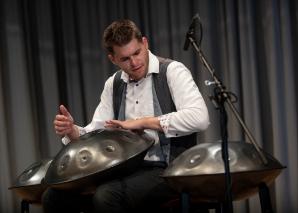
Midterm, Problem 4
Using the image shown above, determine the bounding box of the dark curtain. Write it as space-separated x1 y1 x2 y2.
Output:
0 0 297 212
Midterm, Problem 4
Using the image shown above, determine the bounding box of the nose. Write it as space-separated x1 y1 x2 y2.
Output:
129 56 137 67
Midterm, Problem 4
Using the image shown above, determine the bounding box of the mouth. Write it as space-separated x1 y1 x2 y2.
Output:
132 65 143 72
129 65 146 80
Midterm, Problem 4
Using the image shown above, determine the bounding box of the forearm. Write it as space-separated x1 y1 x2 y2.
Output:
105 116 163 131
138 117 162 131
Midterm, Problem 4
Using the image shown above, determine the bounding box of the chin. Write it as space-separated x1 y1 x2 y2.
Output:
132 72 146 80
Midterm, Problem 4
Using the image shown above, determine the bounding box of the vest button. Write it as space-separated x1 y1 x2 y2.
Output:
136 101 139 104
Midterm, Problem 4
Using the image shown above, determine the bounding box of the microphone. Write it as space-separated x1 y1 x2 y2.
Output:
183 14 200 51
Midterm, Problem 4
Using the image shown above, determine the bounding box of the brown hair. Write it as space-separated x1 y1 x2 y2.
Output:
103 19 143 54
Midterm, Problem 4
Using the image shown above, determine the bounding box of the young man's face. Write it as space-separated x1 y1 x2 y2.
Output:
108 37 149 81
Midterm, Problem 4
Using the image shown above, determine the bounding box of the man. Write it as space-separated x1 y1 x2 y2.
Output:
43 19 209 213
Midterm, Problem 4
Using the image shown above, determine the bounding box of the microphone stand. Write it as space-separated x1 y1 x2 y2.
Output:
186 34 268 212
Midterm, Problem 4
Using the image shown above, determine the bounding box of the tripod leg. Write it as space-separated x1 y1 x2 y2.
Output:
258 183 273 213
21 200 30 213
180 192 190 213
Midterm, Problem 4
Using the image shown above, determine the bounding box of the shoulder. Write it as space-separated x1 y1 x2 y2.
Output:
166 60 192 80
155 56 190 74
103 72 119 90
167 60 189 70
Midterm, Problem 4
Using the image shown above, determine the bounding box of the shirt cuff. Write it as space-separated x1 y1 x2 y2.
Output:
158 114 171 134
77 126 86 136
61 126 86 145
62 136 71 145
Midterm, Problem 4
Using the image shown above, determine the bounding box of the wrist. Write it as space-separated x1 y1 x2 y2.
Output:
142 117 162 131
67 125 80 140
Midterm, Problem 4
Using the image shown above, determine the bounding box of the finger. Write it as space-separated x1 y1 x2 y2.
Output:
55 129 70 136
55 123 75 133
55 130 65 136
104 124 116 128
106 120 122 125
54 120 72 128
105 120 114 124
55 114 71 122
104 120 121 128
104 123 118 128
55 127 72 134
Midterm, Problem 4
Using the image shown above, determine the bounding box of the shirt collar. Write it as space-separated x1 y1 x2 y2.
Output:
120 50 159 83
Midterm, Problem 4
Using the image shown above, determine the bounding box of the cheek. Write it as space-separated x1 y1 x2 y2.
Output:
141 51 148 65
117 62 130 71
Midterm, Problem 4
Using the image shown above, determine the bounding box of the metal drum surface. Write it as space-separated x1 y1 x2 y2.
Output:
9 159 52 203
162 141 285 202
44 128 154 193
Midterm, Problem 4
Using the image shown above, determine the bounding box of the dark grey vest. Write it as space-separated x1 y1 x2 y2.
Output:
113 57 197 162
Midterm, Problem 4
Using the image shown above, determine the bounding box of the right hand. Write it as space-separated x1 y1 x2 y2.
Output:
53 105 79 139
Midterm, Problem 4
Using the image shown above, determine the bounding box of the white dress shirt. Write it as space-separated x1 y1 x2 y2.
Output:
63 51 209 162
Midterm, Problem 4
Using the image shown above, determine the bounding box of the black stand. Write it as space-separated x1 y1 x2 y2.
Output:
21 200 30 213
187 33 235 213
217 93 233 212
178 184 273 213
180 192 190 213
259 183 274 213
184 13 269 213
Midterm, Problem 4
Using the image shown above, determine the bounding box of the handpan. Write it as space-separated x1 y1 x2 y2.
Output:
162 141 285 202
9 159 52 203
44 128 154 193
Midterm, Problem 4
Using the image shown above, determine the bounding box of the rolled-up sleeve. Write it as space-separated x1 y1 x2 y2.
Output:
159 61 210 138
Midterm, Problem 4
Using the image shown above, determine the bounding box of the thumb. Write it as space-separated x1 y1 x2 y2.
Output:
59 105 72 119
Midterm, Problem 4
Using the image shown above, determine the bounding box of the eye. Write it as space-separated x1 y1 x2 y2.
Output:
120 57 129 62
134 50 140 56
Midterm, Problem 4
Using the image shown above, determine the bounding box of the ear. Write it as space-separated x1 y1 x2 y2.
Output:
142 37 149 49
108 54 116 65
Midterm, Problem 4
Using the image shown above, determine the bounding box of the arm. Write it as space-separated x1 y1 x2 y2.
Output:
54 75 115 144
105 117 162 131
106 61 209 136
162 61 210 137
